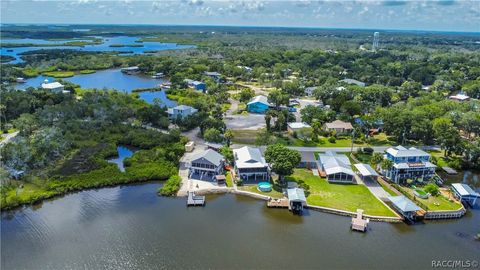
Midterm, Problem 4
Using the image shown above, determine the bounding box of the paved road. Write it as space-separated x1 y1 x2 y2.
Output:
231 144 440 153
0 131 19 148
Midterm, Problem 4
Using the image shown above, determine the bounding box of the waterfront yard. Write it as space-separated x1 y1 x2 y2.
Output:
398 186 462 211
286 169 397 217
237 184 285 199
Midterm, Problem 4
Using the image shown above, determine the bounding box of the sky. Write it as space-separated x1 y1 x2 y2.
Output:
1 0 479 32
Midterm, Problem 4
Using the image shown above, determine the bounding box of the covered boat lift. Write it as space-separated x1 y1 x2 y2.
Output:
287 188 307 214
451 183 479 207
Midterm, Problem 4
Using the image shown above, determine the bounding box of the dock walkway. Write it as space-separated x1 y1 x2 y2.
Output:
187 191 205 206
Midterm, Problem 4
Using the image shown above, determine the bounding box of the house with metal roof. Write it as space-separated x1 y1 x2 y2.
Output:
451 183 479 206
233 146 269 181
188 149 225 181
382 146 436 184
449 93 470 102
167 105 198 120
318 151 355 183
388 195 422 220
247 95 271 114
324 120 354 135
287 122 312 138
41 81 65 93
204 71 222 82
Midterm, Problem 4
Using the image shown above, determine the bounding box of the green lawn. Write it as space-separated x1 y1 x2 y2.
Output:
231 129 261 144
238 184 285 198
399 186 462 211
291 136 360 147
367 133 395 146
285 169 397 217
428 150 462 169
225 171 233 187
350 152 373 164
378 179 398 196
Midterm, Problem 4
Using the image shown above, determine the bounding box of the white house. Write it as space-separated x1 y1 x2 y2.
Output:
318 151 355 183
41 81 65 93
167 105 198 120
233 146 269 181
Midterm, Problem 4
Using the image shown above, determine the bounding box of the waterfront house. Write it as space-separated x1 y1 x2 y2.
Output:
41 81 65 93
298 151 318 169
451 183 479 207
121 66 140 74
167 105 198 120
382 146 436 184
449 93 470 102
287 122 312 138
233 146 269 181
184 79 206 91
247 95 271 114
188 149 225 180
318 151 355 183
339 78 366 87
388 195 422 220
324 120 353 135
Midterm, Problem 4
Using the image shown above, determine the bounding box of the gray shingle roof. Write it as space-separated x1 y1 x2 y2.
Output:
191 149 224 167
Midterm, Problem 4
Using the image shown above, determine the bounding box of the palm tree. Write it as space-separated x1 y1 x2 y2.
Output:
380 159 394 171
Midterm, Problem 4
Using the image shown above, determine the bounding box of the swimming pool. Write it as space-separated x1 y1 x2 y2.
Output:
258 182 272 192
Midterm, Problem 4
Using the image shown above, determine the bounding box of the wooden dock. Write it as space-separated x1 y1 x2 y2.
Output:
187 191 205 206
351 209 369 232
267 198 289 208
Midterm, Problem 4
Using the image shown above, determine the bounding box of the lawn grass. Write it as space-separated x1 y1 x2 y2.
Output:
231 129 261 144
367 133 395 146
351 152 372 164
378 179 398 196
238 184 285 198
285 169 397 217
399 186 462 211
291 136 360 147
428 150 462 169
79 70 96 74
43 71 75 78
225 171 233 187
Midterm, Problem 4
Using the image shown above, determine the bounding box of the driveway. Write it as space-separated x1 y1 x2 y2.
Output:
360 177 391 200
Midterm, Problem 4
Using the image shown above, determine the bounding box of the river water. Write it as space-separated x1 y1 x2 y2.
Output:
1 183 479 270
14 69 177 107
1 36 195 64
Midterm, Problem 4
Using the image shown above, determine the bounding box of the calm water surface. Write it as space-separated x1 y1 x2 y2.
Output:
14 69 176 106
1 183 479 270
107 146 135 172
1 36 195 64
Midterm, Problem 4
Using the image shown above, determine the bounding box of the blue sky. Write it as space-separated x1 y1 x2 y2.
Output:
1 0 479 32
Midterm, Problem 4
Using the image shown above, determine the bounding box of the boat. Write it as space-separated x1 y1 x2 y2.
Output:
16 77 26 83
151 72 164 79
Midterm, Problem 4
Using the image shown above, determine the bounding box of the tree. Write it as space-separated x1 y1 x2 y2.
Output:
219 145 234 164
238 88 255 103
268 89 289 109
424 183 440 196
380 159 394 171
203 128 223 143
224 129 234 146
432 117 462 157
264 144 301 183
265 113 272 131
371 153 383 168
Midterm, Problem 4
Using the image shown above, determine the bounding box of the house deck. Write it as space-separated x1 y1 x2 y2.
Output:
267 198 289 208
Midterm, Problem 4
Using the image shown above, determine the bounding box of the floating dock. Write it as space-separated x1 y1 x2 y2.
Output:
187 191 205 206
351 209 369 232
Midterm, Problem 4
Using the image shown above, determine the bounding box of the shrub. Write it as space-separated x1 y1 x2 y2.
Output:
328 136 336 143
424 183 440 196
159 175 182 196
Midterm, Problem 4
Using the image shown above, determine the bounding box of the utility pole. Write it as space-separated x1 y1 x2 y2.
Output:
351 129 355 153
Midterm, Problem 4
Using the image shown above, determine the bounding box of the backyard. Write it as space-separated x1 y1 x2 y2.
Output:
285 169 397 217
237 182 285 199
398 186 462 211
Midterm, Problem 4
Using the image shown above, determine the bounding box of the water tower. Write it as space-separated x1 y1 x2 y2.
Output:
373 32 380 52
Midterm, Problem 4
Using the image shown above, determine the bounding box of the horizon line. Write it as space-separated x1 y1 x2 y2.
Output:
2 22 480 35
